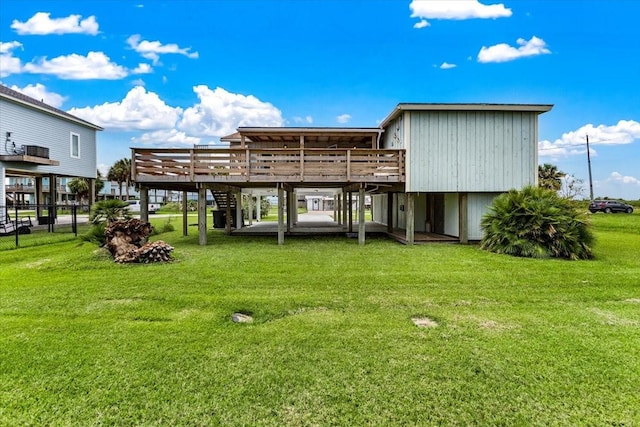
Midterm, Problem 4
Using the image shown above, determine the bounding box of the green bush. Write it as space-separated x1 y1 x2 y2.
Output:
83 200 131 245
480 186 594 260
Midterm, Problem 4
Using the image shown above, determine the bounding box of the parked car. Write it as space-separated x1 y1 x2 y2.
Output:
126 200 160 214
588 200 634 214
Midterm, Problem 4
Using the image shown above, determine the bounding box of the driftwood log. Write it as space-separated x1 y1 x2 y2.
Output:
104 219 173 263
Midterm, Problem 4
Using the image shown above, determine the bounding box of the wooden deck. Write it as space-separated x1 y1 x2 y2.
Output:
132 147 405 187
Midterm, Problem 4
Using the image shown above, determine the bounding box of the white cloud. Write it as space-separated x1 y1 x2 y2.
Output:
336 114 351 124
127 34 199 65
0 41 23 77
68 86 182 130
131 129 201 147
131 78 146 86
478 36 550 63
439 62 457 69
9 83 67 108
132 63 152 74
414 19 430 29
293 115 313 124
608 172 640 186
410 0 511 26
178 85 284 137
539 120 640 159
11 12 99 35
23 51 128 80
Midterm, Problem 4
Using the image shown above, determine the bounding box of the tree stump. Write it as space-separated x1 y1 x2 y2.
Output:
104 219 173 263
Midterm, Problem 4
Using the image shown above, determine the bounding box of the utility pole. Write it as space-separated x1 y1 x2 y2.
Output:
586 134 594 201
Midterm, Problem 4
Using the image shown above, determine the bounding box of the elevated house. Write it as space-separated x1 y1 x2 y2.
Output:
131 103 552 245
0 84 103 221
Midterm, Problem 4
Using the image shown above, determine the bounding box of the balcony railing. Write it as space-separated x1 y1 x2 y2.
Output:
133 148 405 184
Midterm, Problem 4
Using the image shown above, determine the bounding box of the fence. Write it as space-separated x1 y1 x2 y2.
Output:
0 204 89 250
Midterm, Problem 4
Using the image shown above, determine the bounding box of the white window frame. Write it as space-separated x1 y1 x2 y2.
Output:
70 133 80 159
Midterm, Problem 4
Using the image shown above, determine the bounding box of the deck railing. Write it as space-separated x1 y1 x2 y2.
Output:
132 148 405 184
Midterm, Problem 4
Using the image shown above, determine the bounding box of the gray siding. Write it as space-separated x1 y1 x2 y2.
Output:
372 194 388 224
381 115 404 149
444 193 459 236
467 192 500 240
0 99 97 178
406 111 537 192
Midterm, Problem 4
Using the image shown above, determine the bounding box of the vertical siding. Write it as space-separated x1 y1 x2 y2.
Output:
407 110 538 192
371 194 388 224
381 115 404 149
444 193 459 236
467 193 500 240
0 100 97 178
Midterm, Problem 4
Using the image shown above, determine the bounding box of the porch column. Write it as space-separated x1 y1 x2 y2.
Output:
387 192 394 233
236 191 243 229
358 186 366 245
406 192 415 245
342 191 348 229
459 192 469 244
278 184 285 245
256 195 261 222
49 174 57 231
286 189 293 232
35 176 43 219
198 186 207 245
182 190 188 236
140 187 149 222
348 191 353 233
89 178 96 207
333 195 338 223
248 193 254 225
225 192 232 235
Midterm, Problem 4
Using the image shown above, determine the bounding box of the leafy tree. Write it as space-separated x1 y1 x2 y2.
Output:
95 169 105 196
67 177 90 204
108 158 132 200
538 163 566 191
559 174 586 200
480 186 594 260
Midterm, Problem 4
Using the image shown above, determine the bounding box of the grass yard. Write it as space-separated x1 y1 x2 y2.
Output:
1 213 639 425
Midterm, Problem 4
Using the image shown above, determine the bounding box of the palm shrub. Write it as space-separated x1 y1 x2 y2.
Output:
82 200 131 244
480 186 594 260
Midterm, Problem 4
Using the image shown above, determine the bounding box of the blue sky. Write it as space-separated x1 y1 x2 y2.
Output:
1 0 638 199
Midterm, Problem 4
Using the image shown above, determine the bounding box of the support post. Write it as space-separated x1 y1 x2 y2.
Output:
248 194 254 225
0 166 5 220
236 191 243 230
225 192 232 235
198 186 207 245
406 192 415 245
256 195 261 222
89 178 96 208
286 189 293 232
358 186 366 245
348 191 353 233
459 192 468 244
140 187 149 222
278 184 285 245
182 190 188 236
342 191 348 228
387 192 394 233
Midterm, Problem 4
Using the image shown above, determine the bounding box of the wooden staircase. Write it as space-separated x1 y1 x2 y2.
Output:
210 190 237 211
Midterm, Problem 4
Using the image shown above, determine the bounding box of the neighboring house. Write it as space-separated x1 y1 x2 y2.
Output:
131 103 552 245
0 84 103 220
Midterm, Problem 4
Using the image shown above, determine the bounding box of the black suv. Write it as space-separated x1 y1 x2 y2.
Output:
589 200 634 214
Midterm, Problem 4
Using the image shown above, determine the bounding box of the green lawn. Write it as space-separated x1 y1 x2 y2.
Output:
1 213 639 425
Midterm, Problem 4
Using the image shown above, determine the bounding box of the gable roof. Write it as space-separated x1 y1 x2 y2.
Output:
0 84 103 131
379 103 553 129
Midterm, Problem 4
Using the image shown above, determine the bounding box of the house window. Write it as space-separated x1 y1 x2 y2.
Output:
70 133 80 158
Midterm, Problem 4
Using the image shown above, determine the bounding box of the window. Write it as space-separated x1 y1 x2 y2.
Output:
70 133 80 158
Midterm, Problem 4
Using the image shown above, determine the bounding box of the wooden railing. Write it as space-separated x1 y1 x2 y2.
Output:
132 148 405 184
